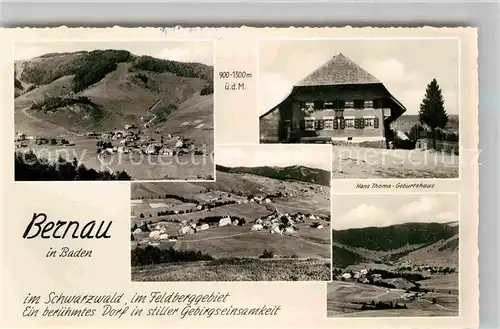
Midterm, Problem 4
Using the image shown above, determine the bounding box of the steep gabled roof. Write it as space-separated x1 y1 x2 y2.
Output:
295 53 381 87
259 53 406 121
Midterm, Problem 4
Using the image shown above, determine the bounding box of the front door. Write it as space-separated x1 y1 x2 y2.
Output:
283 120 291 141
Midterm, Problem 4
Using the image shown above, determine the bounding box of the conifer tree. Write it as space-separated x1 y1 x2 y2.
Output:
418 79 449 148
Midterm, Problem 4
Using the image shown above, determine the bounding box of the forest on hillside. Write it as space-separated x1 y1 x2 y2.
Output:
132 56 213 95
215 165 330 187
19 50 214 95
30 96 106 121
332 245 367 268
332 222 458 251
15 151 131 181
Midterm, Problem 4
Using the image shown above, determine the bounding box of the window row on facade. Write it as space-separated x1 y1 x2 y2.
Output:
303 117 380 131
302 99 385 110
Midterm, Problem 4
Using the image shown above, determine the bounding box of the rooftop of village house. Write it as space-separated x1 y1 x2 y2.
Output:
294 53 382 87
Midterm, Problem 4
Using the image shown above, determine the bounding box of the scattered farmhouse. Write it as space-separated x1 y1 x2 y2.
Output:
179 226 195 235
198 224 209 231
341 273 352 280
259 53 406 146
149 231 161 239
218 216 232 227
251 224 264 231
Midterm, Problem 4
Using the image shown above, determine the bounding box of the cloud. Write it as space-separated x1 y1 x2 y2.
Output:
336 204 392 230
398 88 426 114
442 89 458 115
398 85 458 115
334 194 458 230
14 46 45 60
397 195 440 218
154 45 213 66
259 51 334 114
361 58 419 84
434 211 456 221
259 74 293 114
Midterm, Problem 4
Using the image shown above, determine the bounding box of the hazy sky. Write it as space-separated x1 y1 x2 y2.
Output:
332 193 459 230
14 41 214 65
259 38 459 116
216 145 331 171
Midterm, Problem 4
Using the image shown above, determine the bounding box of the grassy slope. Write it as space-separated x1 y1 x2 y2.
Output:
132 258 330 281
145 94 214 150
398 234 459 267
131 170 331 218
197 171 276 195
392 114 459 133
14 52 213 141
176 224 331 259
132 170 298 199
326 281 458 317
131 181 206 199
14 75 75 137
79 62 207 130
216 164 331 187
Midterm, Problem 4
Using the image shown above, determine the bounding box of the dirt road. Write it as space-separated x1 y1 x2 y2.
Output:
97 153 114 174
143 98 162 127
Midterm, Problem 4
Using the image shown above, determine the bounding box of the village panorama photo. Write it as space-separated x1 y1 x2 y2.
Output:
14 41 215 181
259 39 460 179
130 145 332 282
327 193 459 318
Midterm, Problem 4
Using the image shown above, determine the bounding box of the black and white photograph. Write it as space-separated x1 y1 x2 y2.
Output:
130 145 331 282
327 193 459 317
259 39 459 179
14 41 215 181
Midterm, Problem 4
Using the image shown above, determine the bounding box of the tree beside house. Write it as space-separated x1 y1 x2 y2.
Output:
418 78 449 149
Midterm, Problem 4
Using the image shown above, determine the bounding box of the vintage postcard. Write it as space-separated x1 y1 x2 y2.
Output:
0 27 478 329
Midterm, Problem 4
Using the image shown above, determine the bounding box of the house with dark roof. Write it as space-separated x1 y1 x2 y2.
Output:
259 53 406 146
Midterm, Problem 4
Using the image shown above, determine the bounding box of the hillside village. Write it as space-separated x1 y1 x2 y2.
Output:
328 221 459 317
130 167 331 281
15 125 208 157
131 188 329 248
14 49 215 180
333 262 457 301
132 207 328 249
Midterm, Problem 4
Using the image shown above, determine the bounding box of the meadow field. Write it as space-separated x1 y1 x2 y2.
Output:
327 280 458 317
131 168 331 281
331 146 459 179
329 217 459 317
17 140 214 180
132 258 330 282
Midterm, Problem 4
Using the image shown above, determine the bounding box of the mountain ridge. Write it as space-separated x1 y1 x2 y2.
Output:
215 164 330 187
332 222 459 268
14 49 214 136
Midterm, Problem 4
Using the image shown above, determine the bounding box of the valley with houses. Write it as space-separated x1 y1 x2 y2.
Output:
328 221 459 317
130 165 331 281
14 46 214 180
